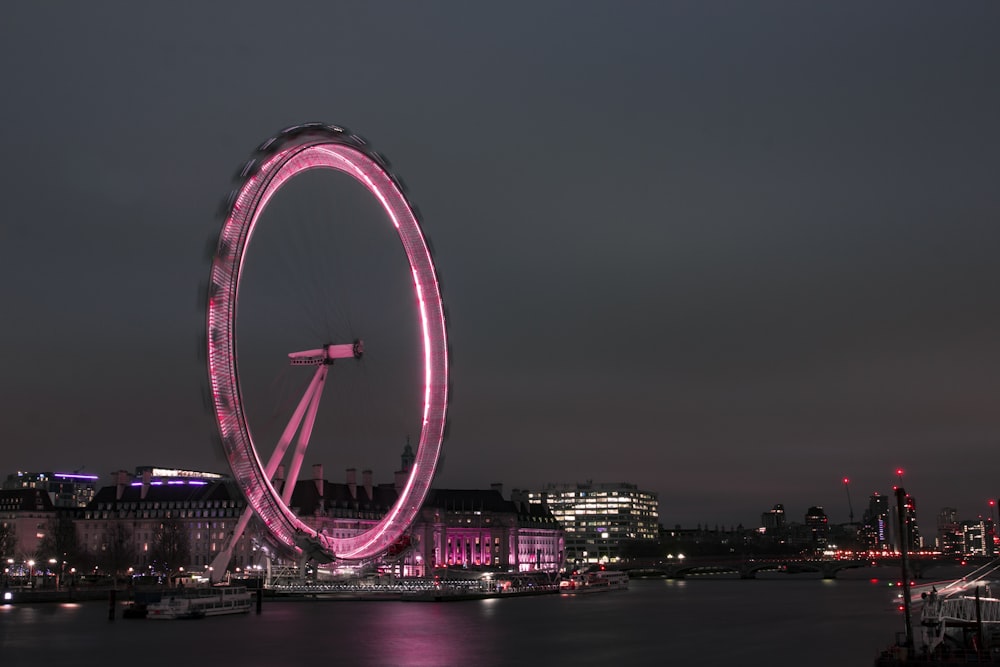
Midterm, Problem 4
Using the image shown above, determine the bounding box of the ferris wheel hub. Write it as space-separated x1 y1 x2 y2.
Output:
288 340 365 366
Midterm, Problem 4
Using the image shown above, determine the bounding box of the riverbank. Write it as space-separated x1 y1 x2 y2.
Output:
3 583 561 605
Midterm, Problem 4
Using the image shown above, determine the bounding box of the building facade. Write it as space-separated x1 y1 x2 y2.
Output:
77 469 258 578
804 506 829 548
0 488 57 566
863 493 891 551
962 519 995 557
3 471 99 508
412 487 564 574
285 465 565 576
761 504 787 541
936 507 963 556
526 481 659 565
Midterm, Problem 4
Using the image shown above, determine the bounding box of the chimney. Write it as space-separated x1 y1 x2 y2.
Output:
362 469 373 501
394 470 406 493
490 482 503 498
115 470 129 501
140 469 152 500
346 468 357 499
511 488 529 513
312 463 324 496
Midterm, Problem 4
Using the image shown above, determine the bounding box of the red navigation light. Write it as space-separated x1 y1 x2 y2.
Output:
896 468 904 476
990 499 996 507
843 477 850 485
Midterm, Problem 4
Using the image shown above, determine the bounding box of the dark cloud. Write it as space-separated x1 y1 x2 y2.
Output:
1 2 998 528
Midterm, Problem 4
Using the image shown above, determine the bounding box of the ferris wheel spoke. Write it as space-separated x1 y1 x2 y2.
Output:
264 365 327 480
280 365 326 505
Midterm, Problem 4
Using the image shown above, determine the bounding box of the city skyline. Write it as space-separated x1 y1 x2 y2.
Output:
5 463 999 534
1 4 998 529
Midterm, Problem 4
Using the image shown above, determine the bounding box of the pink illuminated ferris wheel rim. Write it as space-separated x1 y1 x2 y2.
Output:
206 123 448 561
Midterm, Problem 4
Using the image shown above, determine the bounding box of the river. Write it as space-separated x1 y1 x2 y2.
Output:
1 576 907 666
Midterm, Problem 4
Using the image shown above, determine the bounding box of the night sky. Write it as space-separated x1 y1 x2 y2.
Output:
2 2 998 529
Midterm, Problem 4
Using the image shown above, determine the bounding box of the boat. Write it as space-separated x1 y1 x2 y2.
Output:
559 568 629 594
146 586 252 620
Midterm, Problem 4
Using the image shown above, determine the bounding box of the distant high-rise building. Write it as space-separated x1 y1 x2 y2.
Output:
804 506 829 547
900 493 922 552
963 519 992 557
3 471 99 508
527 481 658 565
761 504 787 540
863 493 891 551
936 507 963 556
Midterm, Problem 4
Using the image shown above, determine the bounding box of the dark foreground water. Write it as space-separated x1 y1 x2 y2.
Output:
1 577 906 667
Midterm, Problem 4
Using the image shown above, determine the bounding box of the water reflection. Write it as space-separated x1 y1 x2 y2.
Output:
0 581 902 666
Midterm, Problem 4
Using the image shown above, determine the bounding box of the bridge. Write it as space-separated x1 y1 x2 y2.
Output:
618 556 981 580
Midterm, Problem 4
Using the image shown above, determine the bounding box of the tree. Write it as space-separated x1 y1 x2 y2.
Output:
150 520 190 579
98 522 137 577
35 514 83 570
0 521 16 560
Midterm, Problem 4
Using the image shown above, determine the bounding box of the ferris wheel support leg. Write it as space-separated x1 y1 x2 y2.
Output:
265 365 327 480
208 505 256 583
281 366 327 506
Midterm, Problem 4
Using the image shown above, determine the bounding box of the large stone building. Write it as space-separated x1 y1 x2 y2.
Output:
77 468 258 578
526 481 659 565
4 456 565 581
0 488 57 565
285 465 565 576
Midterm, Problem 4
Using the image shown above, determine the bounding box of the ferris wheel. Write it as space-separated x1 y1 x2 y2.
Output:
205 123 448 566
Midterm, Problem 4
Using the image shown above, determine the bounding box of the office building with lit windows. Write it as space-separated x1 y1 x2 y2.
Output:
863 493 891 551
3 471 99 508
804 506 829 547
525 481 659 565
963 519 995 557
936 507 963 556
